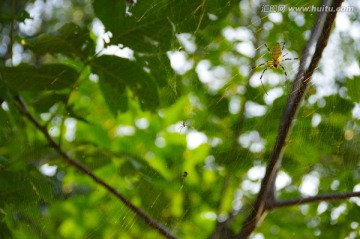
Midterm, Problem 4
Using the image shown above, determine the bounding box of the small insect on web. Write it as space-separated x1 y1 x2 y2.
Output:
178 121 189 133
251 42 298 95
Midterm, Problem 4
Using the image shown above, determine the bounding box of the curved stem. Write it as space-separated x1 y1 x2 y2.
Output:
14 96 177 239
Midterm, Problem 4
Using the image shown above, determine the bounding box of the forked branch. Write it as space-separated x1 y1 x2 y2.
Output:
14 97 177 239
236 0 345 238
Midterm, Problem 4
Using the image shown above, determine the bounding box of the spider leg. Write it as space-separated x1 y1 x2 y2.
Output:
279 64 288 82
264 43 271 53
281 42 286 51
282 53 288 58
251 62 266 70
259 68 268 95
282 57 299 61
260 67 268 80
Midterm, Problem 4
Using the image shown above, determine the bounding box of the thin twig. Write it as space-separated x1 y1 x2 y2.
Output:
14 96 177 239
271 191 360 209
236 0 344 238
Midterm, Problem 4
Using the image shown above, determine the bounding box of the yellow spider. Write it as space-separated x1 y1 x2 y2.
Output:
251 42 298 94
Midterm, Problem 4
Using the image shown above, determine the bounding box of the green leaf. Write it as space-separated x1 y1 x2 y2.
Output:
0 73 10 99
24 23 95 59
98 75 128 116
93 0 126 37
0 156 9 169
0 170 52 207
0 108 12 145
0 64 79 91
0 1 30 24
92 55 159 111
0 221 12 239
73 145 113 170
93 0 172 52
137 54 177 107
346 76 360 101
168 0 238 32
31 92 68 113
316 95 354 114
138 54 172 87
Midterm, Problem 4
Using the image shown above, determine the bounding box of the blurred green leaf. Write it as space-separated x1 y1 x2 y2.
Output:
0 221 12 239
73 145 113 170
98 74 128 116
137 54 173 88
24 23 95 59
317 95 354 114
0 108 12 145
31 92 68 113
77 123 111 148
346 76 360 102
0 64 79 91
0 170 52 208
0 155 9 169
0 1 30 23
92 55 159 111
168 0 238 32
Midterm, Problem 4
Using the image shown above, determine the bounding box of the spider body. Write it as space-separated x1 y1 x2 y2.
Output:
271 42 283 68
252 42 298 94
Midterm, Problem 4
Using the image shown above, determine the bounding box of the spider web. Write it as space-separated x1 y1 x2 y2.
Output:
1 0 360 238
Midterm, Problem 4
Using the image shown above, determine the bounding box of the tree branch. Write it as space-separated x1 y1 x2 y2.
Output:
271 191 360 209
236 0 344 238
14 96 177 239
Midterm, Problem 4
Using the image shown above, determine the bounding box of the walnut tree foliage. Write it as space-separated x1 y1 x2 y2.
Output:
0 0 360 238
